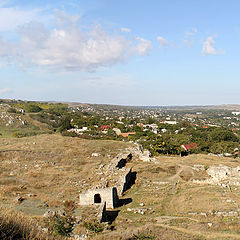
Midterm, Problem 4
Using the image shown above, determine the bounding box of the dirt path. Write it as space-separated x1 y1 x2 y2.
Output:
156 215 199 224
155 223 240 239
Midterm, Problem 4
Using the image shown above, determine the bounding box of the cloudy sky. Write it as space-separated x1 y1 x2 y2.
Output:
0 0 239 105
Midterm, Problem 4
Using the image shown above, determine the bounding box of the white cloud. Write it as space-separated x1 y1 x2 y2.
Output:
120 27 131 33
185 28 198 36
0 7 42 31
157 36 167 47
0 11 152 72
202 36 216 55
55 9 80 26
0 88 11 94
135 37 152 55
82 74 136 89
183 28 198 47
183 39 194 47
18 24 130 71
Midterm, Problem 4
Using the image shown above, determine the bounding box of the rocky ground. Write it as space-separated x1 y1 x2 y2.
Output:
1 135 240 239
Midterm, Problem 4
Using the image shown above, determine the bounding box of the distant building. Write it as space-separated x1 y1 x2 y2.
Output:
101 125 111 130
120 132 136 138
162 121 177 125
113 128 121 136
232 112 240 116
181 142 198 151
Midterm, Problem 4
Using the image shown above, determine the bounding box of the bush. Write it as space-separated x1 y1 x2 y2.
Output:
61 130 78 137
210 129 238 142
58 117 72 133
7 108 17 113
12 132 38 138
0 207 58 240
45 200 76 237
83 220 104 233
26 104 42 113
127 231 155 240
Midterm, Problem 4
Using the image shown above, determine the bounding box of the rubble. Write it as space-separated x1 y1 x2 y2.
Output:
192 165 240 186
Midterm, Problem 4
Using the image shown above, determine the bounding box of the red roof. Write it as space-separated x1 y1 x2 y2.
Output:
101 125 111 130
182 142 198 151
120 132 136 138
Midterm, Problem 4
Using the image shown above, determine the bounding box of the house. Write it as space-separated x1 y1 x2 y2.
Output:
101 125 111 130
113 128 121 136
232 112 240 116
180 142 197 157
120 132 136 138
181 142 198 151
161 121 177 125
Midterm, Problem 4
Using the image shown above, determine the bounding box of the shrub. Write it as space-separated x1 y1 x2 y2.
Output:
61 130 78 137
83 220 104 233
58 117 72 133
45 200 76 237
127 231 155 240
26 104 42 113
12 132 38 138
7 108 17 113
47 214 73 237
210 129 238 142
0 207 58 240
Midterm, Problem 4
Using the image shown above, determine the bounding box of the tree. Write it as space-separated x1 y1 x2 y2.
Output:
58 117 71 132
210 129 238 142
26 104 42 113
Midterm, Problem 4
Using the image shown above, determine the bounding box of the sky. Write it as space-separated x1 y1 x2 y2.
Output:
0 0 240 106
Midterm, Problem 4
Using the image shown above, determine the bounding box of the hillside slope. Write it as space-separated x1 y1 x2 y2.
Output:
1 134 240 239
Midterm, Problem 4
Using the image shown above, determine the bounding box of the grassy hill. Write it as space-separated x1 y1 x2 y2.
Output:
0 102 51 138
1 134 240 239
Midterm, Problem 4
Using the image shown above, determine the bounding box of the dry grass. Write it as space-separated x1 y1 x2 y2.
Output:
0 207 62 240
0 134 132 210
2 134 240 239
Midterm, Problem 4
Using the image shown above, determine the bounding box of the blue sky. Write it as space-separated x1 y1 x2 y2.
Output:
0 0 240 105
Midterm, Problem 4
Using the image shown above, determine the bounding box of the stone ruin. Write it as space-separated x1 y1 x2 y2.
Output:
98 202 107 223
129 144 153 162
107 152 132 171
78 144 156 222
193 165 240 186
79 187 119 209
79 151 136 211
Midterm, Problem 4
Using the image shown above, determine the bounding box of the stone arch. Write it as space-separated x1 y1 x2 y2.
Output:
94 193 101 203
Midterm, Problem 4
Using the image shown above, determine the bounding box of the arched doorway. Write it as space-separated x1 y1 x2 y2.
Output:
94 193 101 203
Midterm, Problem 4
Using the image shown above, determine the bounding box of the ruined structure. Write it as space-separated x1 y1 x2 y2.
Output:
98 202 107 222
129 143 153 162
79 151 137 209
79 144 156 209
193 165 240 186
116 167 134 195
79 187 119 209
107 152 132 171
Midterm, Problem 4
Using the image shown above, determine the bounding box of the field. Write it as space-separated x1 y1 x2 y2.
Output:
1 134 240 239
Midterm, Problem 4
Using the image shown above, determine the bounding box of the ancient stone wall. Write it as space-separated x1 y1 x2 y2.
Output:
116 167 133 195
79 187 119 209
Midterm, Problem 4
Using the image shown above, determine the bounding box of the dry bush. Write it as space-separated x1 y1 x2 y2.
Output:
0 207 63 240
